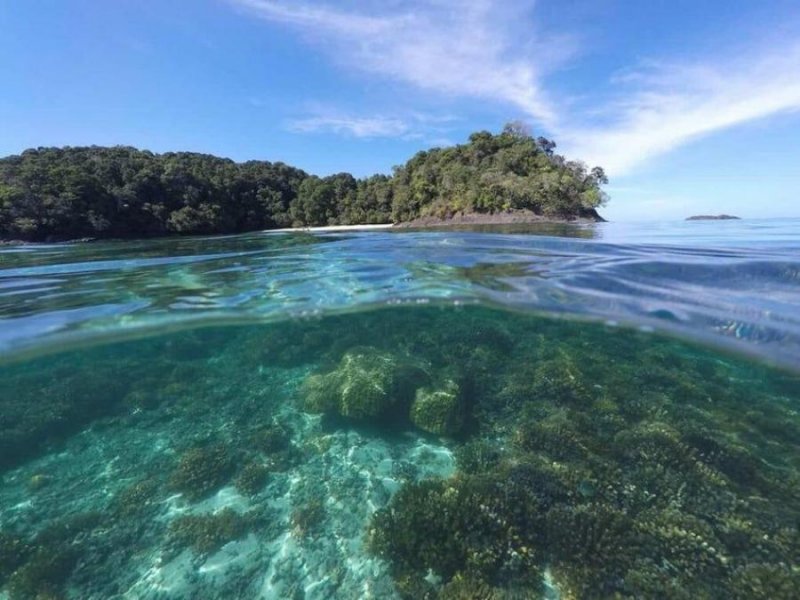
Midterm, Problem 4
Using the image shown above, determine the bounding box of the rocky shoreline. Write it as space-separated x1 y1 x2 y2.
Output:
0 237 97 246
394 208 605 228
0 211 605 245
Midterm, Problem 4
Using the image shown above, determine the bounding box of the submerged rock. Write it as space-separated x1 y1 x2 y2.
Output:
302 347 428 422
410 379 465 436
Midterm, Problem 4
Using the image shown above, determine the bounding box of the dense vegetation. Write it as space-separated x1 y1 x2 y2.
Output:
0 123 607 241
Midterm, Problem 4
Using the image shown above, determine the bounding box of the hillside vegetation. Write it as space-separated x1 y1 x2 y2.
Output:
0 123 607 241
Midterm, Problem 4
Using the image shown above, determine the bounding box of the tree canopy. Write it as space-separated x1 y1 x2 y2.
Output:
0 125 607 241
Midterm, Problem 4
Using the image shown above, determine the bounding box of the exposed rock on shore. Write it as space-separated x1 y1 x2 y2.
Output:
395 208 605 228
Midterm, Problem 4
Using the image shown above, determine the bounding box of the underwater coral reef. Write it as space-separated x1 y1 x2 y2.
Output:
0 306 798 599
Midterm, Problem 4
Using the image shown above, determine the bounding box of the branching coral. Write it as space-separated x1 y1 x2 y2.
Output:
365 308 800 599
112 478 160 517
369 471 544 595
7 548 78 600
3 513 102 600
544 503 636 597
170 443 234 501
728 563 800 600
235 460 270 496
169 508 255 555
248 424 290 454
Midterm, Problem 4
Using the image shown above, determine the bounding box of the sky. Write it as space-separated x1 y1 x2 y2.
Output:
1 1 799 221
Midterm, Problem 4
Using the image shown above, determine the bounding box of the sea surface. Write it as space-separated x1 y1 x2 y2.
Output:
0 219 799 599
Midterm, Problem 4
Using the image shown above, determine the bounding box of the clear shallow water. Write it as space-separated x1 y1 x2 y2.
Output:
1 219 799 370
0 220 799 599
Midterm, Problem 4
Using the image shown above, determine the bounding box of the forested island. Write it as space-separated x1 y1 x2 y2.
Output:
0 123 607 242
686 215 740 221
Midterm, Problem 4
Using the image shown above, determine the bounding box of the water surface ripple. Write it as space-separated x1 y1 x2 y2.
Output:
1 219 799 369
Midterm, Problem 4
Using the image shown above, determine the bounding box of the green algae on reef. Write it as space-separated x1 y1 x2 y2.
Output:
0 305 799 599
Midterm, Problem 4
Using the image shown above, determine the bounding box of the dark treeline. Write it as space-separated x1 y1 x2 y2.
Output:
0 123 608 241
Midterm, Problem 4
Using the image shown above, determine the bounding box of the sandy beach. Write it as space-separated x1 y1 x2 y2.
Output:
265 223 394 233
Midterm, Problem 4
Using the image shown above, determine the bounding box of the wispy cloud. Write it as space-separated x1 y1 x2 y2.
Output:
230 0 567 127
231 0 800 177
287 114 409 138
564 43 800 175
285 106 460 143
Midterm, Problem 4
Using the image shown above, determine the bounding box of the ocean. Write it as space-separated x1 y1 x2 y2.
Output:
1 219 798 599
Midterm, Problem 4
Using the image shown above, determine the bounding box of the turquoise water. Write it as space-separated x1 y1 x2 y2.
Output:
0 220 799 599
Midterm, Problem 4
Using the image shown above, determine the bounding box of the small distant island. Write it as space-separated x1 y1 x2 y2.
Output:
686 214 740 221
0 123 608 242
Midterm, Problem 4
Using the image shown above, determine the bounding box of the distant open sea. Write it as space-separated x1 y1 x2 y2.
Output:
1 219 798 599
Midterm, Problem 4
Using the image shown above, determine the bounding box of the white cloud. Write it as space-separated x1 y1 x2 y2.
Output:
231 0 800 178
230 0 563 127
285 106 460 142
286 114 409 138
563 43 800 175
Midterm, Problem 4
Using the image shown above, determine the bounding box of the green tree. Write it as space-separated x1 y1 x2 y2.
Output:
0 125 607 241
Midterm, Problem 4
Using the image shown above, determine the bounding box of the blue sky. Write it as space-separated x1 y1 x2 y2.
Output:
1 1 799 221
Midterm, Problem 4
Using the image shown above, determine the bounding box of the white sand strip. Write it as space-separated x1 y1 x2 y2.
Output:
265 224 393 233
